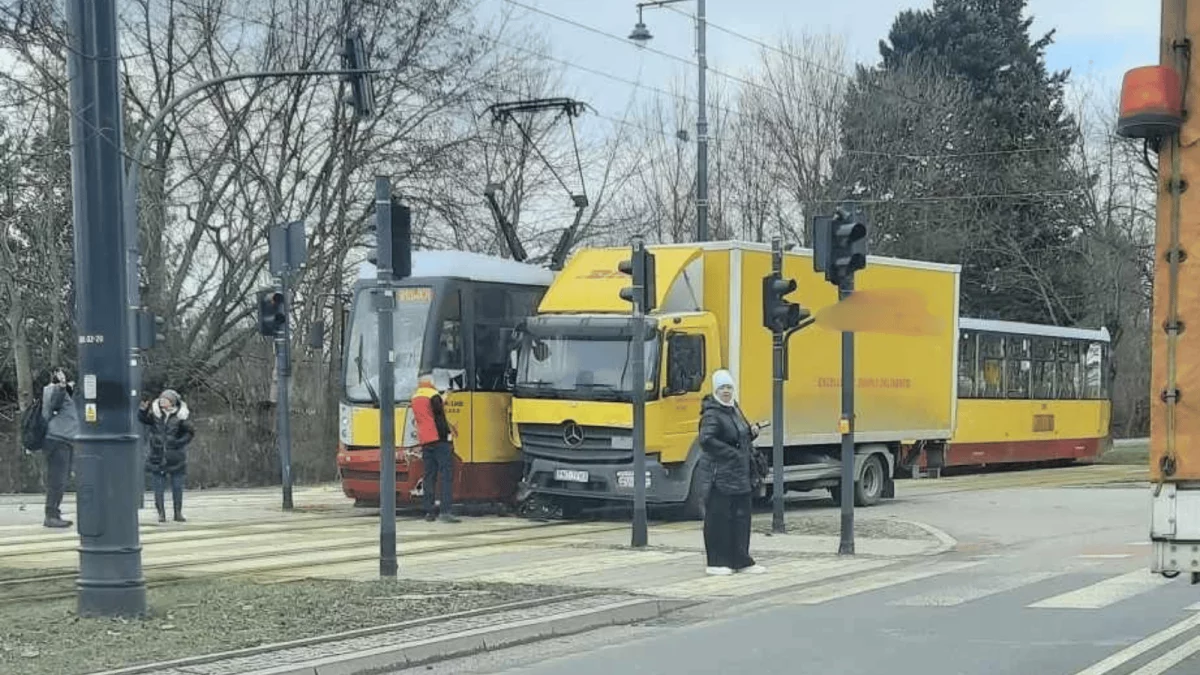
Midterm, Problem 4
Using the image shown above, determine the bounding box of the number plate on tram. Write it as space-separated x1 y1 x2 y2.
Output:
555 469 589 483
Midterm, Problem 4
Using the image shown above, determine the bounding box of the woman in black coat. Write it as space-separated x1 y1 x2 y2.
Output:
139 389 194 523
698 369 766 576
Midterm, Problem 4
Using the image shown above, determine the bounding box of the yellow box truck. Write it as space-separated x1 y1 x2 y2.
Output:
509 240 961 517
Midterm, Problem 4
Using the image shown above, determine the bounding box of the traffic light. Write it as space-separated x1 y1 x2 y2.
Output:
342 27 376 120
618 241 657 312
762 273 807 332
135 309 165 349
367 195 412 279
257 289 287 337
813 208 868 288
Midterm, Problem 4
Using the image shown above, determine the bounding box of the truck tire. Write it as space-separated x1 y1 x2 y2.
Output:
855 454 886 507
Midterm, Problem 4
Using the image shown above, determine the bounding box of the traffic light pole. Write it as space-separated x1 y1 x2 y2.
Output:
275 274 294 511
66 0 146 617
770 238 786 533
772 330 786 533
838 276 855 556
630 241 649 549
375 176 398 578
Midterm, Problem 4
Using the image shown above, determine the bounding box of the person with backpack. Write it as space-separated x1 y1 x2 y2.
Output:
139 389 194 523
39 368 78 529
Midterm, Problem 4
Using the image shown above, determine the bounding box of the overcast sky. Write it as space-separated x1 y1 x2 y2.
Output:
476 0 1159 134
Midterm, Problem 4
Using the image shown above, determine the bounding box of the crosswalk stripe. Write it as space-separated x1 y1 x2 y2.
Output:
469 549 691 585
1129 634 1200 675
1028 570 1171 610
1071 612 1200 675
889 571 1063 607
642 557 897 599
780 561 982 605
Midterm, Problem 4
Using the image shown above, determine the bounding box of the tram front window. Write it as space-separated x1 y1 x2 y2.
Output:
344 287 432 404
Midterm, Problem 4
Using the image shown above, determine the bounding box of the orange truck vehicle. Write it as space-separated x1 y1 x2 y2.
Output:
335 251 553 507
1120 0 1200 581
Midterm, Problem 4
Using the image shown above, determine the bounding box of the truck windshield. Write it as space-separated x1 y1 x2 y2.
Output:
343 287 432 404
514 335 659 401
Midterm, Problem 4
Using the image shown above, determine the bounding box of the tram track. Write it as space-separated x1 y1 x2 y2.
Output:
0 511 377 556
0 517 646 605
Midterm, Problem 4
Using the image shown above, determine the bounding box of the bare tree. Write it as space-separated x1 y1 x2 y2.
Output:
739 30 848 244
1069 81 1155 436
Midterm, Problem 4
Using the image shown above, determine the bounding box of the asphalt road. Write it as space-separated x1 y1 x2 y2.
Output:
401 479 1200 675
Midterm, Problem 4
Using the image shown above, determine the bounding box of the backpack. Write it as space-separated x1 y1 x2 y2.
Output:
20 398 48 451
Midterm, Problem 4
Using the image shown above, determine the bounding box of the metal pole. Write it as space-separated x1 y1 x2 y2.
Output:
275 274 294 511
376 177 398 577
838 277 855 556
695 0 708 242
66 0 147 617
771 240 785 533
631 239 649 548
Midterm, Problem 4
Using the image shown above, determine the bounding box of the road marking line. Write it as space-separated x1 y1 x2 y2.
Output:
1028 570 1171 610
782 561 982 605
470 549 690 584
643 557 896 599
1071 612 1200 675
1126 541 1152 547
1129 634 1200 675
1076 554 1134 560
890 571 1062 607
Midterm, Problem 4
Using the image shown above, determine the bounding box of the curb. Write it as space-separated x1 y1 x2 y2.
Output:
237 597 685 675
894 518 958 556
85 592 599 675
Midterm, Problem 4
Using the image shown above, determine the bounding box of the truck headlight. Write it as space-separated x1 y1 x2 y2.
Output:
339 403 352 445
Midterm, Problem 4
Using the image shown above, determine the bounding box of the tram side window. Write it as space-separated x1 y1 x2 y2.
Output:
472 286 544 393
1006 336 1031 399
435 290 464 371
1084 341 1105 399
978 333 1005 398
1056 339 1080 399
1030 338 1056 399
958 332 977 398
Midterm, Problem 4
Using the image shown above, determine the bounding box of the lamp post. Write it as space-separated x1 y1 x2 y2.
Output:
630 0 708 243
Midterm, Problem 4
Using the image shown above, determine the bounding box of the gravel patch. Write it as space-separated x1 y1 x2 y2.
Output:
0 572 568 675
752 513 934 540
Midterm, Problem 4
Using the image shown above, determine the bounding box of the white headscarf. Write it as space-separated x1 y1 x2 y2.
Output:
712 369 736 407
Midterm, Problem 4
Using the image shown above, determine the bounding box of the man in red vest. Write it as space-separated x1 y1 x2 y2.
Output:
411 372 459 522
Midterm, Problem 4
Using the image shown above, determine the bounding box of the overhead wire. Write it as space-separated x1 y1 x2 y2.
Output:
500 0 1077 161
0 2 1091 207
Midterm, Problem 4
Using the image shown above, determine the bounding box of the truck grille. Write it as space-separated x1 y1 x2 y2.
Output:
518 423 633 463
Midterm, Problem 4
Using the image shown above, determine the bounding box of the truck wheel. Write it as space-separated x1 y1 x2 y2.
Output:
855 454 885 507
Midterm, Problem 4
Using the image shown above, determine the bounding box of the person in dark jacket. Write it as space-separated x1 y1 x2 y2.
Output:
698 369 766 576
139 389 194 523
40 367 78 528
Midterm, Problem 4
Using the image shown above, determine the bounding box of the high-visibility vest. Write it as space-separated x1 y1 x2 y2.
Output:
410 386 443 446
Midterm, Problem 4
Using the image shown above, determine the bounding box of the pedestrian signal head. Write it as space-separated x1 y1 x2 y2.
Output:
257 290 287 337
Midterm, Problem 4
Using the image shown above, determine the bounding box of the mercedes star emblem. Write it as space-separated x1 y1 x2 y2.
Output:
563 422 585 447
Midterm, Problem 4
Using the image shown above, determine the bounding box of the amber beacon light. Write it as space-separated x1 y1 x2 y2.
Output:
1117 65 1184 139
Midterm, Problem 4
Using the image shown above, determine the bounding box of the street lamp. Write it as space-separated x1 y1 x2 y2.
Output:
629 0 708 243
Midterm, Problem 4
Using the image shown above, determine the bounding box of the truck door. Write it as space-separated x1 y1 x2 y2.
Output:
660 330 708 462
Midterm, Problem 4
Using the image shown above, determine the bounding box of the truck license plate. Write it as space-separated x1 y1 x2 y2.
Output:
617 471 651 488
555 469 589 483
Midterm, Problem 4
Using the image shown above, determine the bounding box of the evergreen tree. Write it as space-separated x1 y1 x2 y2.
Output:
831 0 1090 325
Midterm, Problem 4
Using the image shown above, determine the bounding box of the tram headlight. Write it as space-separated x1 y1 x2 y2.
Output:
339 403 352 445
